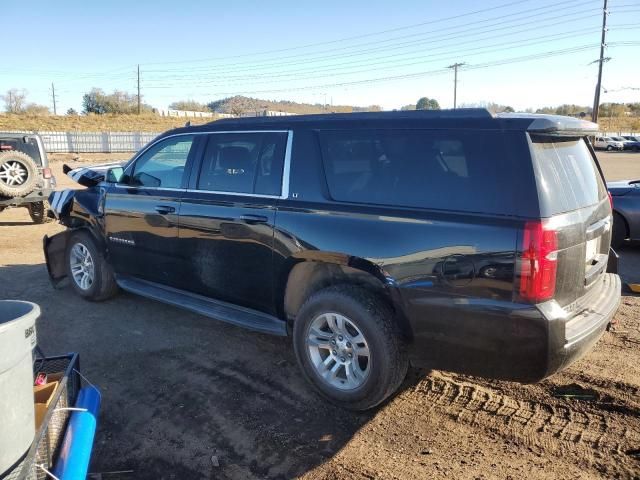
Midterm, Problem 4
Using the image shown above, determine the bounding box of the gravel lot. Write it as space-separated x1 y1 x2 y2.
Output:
0 152 639 479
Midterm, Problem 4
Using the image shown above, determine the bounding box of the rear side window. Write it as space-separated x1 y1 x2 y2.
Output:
197 132 287 195
530 136 606 215
318 129 515 215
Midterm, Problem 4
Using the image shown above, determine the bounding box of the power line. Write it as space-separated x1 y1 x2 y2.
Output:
144 1 605 76
142 25 628 88
137 6 638 85
141 26 637 90
140 0 536 67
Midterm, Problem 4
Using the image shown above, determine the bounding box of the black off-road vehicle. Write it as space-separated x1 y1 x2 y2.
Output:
0 133 56 223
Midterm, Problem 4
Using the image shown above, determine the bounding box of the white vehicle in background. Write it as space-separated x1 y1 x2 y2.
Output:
594 136 625 151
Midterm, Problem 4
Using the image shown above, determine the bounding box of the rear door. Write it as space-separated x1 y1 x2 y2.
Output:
528 135 611 307
176 130 290 314
104 134 199 286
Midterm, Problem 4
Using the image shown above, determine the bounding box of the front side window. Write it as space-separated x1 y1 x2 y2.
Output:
319 129 514 214
197 132 287 195
129 135 195 188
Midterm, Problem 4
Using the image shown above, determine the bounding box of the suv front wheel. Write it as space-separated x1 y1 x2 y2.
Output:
66 231 119 301
293 285 408 411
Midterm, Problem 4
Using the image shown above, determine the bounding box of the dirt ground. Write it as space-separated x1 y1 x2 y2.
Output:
0 152 639 479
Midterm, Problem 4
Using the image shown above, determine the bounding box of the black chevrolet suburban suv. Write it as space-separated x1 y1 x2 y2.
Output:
44 109 621 410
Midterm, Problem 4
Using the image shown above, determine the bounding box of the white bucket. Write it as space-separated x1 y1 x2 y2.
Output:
0 300 39 477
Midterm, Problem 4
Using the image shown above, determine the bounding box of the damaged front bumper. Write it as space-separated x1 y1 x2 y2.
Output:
43 231 71 287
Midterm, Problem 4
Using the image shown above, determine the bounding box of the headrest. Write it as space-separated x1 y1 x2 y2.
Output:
219 146 251 171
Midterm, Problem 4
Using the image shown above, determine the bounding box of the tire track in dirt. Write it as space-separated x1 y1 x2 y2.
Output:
400 371 640 477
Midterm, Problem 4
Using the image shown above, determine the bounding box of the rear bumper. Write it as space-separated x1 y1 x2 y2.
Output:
0 188 53 207
541 273 621 377
405 273 621 382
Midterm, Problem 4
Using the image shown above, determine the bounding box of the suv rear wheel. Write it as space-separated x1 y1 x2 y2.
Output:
293 285 408 411
0 151 38 198
27 201 52 224
66 231 118 301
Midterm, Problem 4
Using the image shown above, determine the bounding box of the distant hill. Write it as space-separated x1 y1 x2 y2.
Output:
207 95 381 115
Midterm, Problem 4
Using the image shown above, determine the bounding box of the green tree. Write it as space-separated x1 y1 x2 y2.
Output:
82 88 151 114
416 97 440 110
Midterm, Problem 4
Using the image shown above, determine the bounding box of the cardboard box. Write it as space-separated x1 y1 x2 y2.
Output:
34 381 58 430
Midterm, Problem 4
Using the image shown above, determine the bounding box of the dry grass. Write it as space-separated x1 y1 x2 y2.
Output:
0 114 213 132
1 113 637 133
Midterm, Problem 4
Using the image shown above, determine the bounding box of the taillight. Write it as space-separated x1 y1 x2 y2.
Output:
42 168 52 179
608 191 613 211
519 221 558 303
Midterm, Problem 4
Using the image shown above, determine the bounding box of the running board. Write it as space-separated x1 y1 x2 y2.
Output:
115 276 287 336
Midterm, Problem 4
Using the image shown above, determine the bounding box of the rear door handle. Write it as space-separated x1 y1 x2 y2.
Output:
155 205 176 214
240 214 269 224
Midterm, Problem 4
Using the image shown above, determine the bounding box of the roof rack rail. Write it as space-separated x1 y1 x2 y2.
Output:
209 108 493 125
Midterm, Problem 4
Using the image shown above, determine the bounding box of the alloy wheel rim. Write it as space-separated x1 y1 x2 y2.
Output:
306 312 371 391
0 161 28 187
70 243 95 290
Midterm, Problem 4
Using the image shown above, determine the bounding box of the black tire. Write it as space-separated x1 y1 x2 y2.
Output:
293 285 408 411
612 212 627 250
0 151 38 198
65 230 119 301
27 201 52 224
606 145 613 151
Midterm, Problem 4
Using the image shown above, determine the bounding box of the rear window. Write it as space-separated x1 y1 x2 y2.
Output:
318 129 516 215
530 135 606 215
0 137 42 165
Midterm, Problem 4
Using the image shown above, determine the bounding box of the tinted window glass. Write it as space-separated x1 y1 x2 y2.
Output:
130 135 194 188
319 129 514 214
530 136 606 215
197 132 287 195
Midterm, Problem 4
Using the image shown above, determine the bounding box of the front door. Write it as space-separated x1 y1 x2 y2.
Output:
104 134 199 286
177 130 290 315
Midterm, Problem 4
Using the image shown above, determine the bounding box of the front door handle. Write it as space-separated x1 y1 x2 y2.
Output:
240 214 268 224
155 205 176 215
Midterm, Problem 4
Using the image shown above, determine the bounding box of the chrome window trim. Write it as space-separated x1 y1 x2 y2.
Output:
122 129 293 199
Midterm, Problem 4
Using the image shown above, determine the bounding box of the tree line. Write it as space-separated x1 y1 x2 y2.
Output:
1 88 639 124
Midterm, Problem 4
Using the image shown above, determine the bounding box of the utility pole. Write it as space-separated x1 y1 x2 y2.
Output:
592 0 608 123
447 62 465 109
137 64 141 115
51 82 57 115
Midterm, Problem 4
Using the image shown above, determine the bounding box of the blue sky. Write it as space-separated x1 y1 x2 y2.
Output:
2 0 638 112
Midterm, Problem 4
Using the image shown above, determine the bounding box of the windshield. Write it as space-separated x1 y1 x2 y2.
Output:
530 135 607 216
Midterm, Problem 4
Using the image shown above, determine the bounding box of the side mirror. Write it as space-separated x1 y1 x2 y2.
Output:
106 167 124 184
